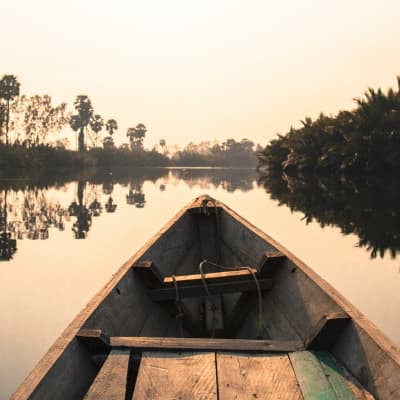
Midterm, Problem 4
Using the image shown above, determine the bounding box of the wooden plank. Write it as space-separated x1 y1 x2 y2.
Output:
77 329 109 354
149 278 273 301
305 312 350 350
132 260 163 288
316 352 360 399
111 336 304 352
163 268 258 286
77 329 304 353
258 251 287 278
84 349 130 399
132 351 217 400
217 352 303 399
289 351 339 399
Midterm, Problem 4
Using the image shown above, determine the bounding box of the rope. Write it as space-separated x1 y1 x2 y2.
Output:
199 259 264 338
199 260 217 338
171 275 184 337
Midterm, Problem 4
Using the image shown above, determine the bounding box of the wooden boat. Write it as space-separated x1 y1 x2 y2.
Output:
12 195 400 399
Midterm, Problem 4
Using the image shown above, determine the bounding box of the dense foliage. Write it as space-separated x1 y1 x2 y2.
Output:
172 139 258 167
257 77 400 174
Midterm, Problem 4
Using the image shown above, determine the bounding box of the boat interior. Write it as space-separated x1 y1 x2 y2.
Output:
13 196 399 399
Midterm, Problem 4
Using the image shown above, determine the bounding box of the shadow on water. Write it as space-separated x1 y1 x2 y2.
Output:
0 167 257 261
258 171 400 259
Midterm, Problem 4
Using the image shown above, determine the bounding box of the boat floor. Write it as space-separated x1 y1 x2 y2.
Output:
83 348 374 399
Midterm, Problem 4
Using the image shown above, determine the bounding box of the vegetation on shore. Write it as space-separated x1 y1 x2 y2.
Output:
0 74 258 169
257 77 400 175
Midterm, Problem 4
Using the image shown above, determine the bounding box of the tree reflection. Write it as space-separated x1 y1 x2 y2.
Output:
0 190 17 260
170 168 256 192
69 181 92 239
126 178 146 208
258 171 400 259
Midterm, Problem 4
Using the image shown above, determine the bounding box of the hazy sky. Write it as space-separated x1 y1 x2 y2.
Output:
2 0 400 148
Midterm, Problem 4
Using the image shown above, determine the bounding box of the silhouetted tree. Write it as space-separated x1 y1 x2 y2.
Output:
89 114 104 148
11 95 69 146
105 119 118 136
127 123 147 150
0 74 20 144
257 76 400 175
70 95 94 151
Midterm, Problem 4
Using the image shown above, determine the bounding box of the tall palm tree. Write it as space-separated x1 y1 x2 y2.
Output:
89 114 104 148
0 74 20 144
70 95 93 151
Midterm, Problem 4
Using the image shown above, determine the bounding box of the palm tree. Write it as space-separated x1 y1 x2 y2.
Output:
105 119 118 136
89 114 104 148
0 74 20 144
70 95 93 151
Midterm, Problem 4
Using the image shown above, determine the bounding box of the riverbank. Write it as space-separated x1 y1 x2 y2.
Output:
0 144 257 170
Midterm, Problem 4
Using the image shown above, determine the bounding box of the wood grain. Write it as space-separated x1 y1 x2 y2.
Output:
132 351 217 400
217 352 303 399
290 351 339 399
84 349 130 399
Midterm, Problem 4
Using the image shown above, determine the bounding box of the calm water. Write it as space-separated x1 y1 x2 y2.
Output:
0 167 399 399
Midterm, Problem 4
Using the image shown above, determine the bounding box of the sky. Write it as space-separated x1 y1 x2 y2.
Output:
2 0 400 149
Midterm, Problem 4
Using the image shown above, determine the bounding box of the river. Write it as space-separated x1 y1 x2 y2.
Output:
0 167 399 399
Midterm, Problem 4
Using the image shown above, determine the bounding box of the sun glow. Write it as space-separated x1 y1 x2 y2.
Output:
2 0 400 147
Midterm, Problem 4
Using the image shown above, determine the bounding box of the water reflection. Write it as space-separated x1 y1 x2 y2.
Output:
170 168 255 192
0 168 256 261
126 178 146 208
258 171 400 259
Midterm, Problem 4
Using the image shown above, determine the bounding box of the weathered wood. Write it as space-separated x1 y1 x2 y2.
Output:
316 352 362 399
84 349 130 400
76 330 304 353
111 336 304 352
225 292 256 337
163 268 258 286
77 329 109 354
290 351 339 399
258 251 287 278
174 238 202 275
132 260 163 288
217 352 303 399
132 351 217 400
205 296 224 336
149 278 273 301
188 206 220 215
305 312 350 350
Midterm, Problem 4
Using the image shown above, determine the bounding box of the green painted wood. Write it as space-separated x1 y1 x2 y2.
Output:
316 352 356 400
290 351 338 400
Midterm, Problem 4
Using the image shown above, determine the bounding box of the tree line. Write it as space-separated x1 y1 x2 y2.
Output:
0 74 258 168
257 77 400 175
